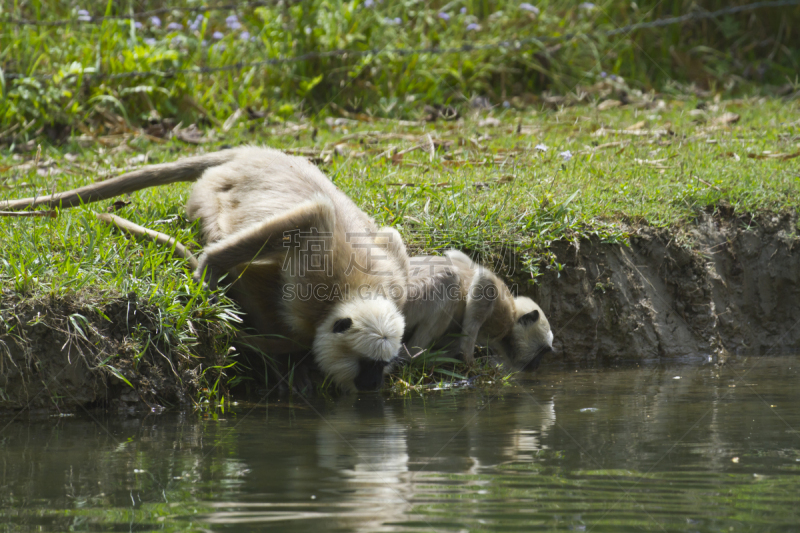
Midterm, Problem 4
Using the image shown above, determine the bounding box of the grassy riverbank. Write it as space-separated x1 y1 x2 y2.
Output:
1 95 798 410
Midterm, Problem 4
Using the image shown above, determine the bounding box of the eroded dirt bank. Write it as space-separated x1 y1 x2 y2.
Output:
2 209 799 412
529 209 800 363
0 294 227 413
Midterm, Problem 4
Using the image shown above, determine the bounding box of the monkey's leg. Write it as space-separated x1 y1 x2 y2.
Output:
95 212 198 270
195 197 335 288
456 271 497 364
404 269 462 356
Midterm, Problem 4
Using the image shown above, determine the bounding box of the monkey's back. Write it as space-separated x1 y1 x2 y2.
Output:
186 146 408 342
186 146 376 244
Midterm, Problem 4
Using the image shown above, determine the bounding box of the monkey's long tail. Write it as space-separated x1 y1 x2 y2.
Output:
95 212 199 271
1 150 238 211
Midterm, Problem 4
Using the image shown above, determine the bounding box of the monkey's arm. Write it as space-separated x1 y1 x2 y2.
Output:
376 226 410 278
2 150 237 211
95 213 198 270
456 270 497 364
195 197 335 287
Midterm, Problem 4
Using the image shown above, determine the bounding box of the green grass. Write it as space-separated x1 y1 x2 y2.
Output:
1 96 798 404
1 0 799 138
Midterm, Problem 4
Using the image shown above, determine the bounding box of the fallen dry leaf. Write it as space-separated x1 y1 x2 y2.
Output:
597 99 622 111
712 112 740 126
627 120 647 131
0 210 57 218
108 199 132 212
222 108 244 133
174 124 212 144
478 117 502 128
747 151 800 161
593 127 669 138
634 158 672 169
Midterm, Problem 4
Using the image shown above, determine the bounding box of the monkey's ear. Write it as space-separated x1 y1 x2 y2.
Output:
333 317 353 333
518 310 539 326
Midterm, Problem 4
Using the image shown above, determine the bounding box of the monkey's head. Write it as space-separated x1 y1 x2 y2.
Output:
490 296 554 371
312 298 405 392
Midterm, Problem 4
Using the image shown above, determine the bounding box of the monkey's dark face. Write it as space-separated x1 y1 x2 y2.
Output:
490 297 554 371
353 358 389 391
313 298 404 392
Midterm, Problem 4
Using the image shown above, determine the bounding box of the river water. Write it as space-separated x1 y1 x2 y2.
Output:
2 356 800 532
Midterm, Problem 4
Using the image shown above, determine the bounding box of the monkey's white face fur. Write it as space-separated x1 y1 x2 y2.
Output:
313 297 405 392
490 296 554 370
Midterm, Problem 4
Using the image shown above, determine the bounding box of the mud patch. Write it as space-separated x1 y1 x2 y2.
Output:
528 209 800 363
0 293 226 413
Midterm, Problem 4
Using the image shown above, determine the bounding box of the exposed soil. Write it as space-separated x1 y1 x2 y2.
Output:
2 208 799 412
0 293 226 413
528 208 800 363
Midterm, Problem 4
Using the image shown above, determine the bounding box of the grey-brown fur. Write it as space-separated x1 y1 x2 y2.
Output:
4 147 410 392
403 250 554 370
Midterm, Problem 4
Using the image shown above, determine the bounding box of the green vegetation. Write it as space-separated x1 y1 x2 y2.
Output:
1 96 798 406
1 0 799 138
1 0 799 407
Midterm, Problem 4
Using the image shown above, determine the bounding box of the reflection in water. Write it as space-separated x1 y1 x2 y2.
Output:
2 356 800 531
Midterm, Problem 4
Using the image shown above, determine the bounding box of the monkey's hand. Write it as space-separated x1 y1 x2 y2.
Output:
193 252 224 290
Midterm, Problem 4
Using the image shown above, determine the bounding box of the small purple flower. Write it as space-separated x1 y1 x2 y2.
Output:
240 31 250 40
212 31 224 40
466 22 480 31
503 101 511 108
134 21 143 29
216 43 227 51
77 9 92 22
580 2 596 10
364 0 374 6
226 15 241 30
394 17 401 24
460 7 467 14
166 22 183 31
609 74 618 81
438 12 450 20
144 37 156 46
150 16 161 27
559 150 573 162
520 3 540 15
535 144 548 152
385 17 400 25
189 21 200 31
600 71 607 78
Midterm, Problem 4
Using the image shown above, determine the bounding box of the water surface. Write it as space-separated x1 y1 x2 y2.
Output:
2 356 800 532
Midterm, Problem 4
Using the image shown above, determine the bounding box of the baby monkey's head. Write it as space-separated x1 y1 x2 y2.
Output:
313 297 404 392
490 296 554 371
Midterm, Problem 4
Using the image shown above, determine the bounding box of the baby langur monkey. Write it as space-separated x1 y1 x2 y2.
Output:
403 250 554 371
4 147 409 392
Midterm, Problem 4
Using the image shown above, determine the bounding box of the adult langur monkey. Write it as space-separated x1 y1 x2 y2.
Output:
403 250 554 371
3 147 410 392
